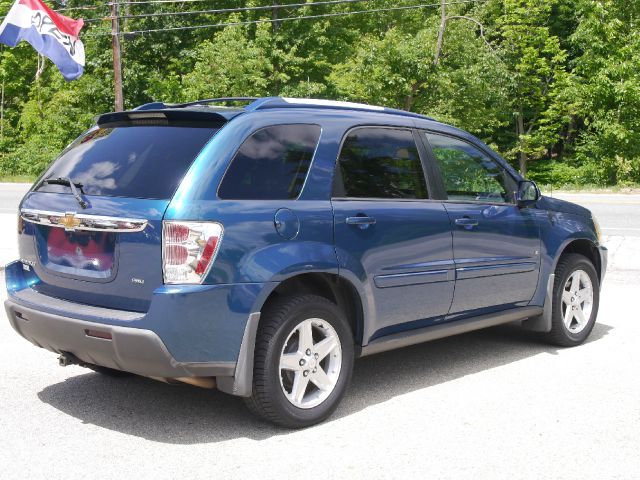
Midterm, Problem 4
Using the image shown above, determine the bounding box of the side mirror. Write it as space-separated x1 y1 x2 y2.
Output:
516 180 540 207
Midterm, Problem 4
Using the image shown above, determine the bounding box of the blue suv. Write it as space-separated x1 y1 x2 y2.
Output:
4 97 607 427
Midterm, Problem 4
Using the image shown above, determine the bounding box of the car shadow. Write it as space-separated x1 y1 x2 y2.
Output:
37 322 612 444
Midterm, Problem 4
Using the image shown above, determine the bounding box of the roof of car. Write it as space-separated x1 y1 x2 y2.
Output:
131 97 435 122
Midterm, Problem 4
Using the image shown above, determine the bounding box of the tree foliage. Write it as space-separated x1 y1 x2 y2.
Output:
0 0 638 185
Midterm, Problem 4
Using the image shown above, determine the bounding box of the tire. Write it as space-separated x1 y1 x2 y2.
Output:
245 294 354 428
85 364 132 377
543 253 600 347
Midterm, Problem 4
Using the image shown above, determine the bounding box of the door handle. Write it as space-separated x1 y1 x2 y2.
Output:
454 217 479 228
346 215 376 230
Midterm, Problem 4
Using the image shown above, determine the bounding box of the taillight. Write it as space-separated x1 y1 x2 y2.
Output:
162 221 223 284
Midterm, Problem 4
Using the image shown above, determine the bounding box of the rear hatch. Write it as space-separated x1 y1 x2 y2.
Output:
18 110 226 312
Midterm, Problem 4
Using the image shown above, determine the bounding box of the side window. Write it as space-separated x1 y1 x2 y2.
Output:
425 133 515 203
335 128 428 199
218 124 321 200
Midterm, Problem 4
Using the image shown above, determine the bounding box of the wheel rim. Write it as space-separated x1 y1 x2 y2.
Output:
561 269 594 334
279 318 342 409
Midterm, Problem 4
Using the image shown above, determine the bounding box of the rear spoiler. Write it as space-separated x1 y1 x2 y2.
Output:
96 109 229 128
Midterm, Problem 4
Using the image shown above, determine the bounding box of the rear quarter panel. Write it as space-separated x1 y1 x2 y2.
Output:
165 109 417 320
165 111 345 303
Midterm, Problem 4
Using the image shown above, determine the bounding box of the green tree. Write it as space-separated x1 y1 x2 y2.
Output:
570 0 640 184
181 23 274 100
492 0 571 176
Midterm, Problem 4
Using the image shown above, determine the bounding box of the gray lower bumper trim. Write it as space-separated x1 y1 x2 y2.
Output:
5 299 235 378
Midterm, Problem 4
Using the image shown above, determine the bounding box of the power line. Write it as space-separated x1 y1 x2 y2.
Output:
109 0 382 22
80 0 486 26
116 0 487 36
81 0 381 23
116 0 282 5
55 5 105 12
56 0 391 11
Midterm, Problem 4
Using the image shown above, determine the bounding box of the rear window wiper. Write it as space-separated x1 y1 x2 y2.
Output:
43 176 88 209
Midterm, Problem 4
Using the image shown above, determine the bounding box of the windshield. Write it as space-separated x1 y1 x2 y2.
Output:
36 124 219 199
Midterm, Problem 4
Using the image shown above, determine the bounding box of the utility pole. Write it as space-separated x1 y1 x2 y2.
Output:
1 79 4 141
434 0 446 66
111 0 124 111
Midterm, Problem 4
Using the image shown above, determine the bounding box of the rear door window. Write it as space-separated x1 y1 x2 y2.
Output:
36 124 219 199
218 124 321 200
334 127 428 199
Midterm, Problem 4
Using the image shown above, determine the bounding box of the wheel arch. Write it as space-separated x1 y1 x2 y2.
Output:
255 272 366 348
554 237 602 282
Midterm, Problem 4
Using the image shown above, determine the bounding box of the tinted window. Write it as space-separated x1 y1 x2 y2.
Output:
426 133 515 203
336 128 428 199
36 125 218 199
218 124 321 200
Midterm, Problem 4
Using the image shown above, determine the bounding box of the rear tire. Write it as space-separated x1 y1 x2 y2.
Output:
245 294 354 428
543 253 600 347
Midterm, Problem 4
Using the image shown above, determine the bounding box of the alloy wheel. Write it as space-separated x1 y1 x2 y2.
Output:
561 269 594 334
279 318 342 409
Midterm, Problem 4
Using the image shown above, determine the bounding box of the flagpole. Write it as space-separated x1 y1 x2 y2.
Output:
111 0 124 111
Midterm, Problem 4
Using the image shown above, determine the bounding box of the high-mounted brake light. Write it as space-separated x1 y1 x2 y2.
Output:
162 221 223 284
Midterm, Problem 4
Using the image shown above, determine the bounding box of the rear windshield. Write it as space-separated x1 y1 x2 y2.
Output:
36 124 218 199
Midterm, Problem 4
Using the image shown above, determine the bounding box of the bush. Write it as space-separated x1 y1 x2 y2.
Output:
527 159 585 187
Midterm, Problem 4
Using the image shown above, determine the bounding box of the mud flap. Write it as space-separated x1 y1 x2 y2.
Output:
521 274 554 333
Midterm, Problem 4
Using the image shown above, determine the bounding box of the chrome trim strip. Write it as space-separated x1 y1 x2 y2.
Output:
374 269 452 288
20 208 148 233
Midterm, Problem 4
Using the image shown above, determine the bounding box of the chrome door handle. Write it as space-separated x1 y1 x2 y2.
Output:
454 217 478 228
346 216 376 229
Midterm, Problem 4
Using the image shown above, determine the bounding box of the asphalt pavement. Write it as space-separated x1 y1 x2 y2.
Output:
0 183 639 479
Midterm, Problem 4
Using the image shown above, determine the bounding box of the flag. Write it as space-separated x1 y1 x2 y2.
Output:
0 0 85 81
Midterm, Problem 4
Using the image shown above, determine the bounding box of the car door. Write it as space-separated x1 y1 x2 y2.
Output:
422 132 541 319
332 126 455 343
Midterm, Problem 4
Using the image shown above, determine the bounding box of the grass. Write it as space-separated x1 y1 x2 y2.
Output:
0 174 37 183
537 183 640 194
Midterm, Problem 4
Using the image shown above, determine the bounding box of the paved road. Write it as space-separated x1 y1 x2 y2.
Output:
0 183 29 214
1 183 639 233
0 184 639 479
552 192 640 237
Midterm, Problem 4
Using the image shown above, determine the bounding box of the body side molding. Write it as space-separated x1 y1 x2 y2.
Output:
359 306 543 357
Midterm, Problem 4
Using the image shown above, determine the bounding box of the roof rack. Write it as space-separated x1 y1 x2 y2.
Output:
246 97 434 120
133 96 433 120
171 97 259 108
134 98 258 111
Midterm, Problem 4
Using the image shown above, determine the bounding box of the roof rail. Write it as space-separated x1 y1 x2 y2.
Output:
133 96 433 120
133 98 258 110
246 97 433 120
171 97 259 108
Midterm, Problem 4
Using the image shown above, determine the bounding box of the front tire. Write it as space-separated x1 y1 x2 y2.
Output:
543 253 600 347
245 294 354 428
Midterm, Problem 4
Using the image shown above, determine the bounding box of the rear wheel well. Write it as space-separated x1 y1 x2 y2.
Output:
261 273 363 344
558 239 601 281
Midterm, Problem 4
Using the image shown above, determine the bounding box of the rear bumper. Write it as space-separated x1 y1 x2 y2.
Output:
5 298 235 378
4 260 270 395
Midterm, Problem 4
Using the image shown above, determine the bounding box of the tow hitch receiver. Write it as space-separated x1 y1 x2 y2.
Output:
58 352 83 367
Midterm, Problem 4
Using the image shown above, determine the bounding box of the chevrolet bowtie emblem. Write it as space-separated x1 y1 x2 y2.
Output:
59 212 81 231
